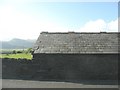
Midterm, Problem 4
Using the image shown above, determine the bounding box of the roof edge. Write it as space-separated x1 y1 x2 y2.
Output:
40 31 120 34
33 52 119 54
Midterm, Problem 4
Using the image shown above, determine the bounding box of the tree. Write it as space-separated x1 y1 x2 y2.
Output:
12 50 16 54
25 48 32 54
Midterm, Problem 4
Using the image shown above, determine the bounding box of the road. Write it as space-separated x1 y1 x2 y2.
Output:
2 79 118 88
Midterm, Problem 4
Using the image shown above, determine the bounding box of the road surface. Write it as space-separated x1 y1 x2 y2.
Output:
2 79 118 88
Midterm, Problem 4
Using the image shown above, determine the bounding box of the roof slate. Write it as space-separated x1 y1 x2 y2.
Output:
33 32 119 54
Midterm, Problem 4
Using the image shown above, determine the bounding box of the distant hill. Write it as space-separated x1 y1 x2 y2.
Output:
0 38 36 49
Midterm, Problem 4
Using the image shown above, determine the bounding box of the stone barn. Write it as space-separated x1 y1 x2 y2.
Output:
32 32 119 82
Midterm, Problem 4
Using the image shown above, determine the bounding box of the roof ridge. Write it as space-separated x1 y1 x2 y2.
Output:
40 32 119 34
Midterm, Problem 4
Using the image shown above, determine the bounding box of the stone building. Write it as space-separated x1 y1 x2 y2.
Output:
32 32 119 81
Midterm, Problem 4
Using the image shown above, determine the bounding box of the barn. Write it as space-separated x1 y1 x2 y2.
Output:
32 32 119 82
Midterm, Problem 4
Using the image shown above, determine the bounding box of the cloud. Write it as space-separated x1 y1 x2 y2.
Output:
77 19 118 32
107 19 118 32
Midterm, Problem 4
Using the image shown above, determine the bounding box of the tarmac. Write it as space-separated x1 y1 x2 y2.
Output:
2 79 118 88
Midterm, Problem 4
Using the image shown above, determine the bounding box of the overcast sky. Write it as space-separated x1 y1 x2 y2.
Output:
0 0 118 41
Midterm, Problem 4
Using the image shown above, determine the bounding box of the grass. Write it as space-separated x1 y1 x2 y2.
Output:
0 53 32 60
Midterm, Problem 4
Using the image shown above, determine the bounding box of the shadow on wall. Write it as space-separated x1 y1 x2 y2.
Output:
2 53 119 85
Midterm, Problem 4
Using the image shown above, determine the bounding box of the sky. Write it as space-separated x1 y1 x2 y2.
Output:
0 0 118 41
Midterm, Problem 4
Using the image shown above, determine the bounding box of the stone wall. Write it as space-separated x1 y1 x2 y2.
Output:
32 54 118 81
2 54 118 82
2 58 34 79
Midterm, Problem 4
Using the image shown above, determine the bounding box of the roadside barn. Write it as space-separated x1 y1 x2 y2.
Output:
32 32 119 81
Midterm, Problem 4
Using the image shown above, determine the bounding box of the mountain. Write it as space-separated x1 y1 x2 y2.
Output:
0 38 36 49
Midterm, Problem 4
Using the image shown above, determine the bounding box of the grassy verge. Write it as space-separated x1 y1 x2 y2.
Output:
0 53 32 60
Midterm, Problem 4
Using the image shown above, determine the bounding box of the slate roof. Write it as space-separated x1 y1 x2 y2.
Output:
33 32 119 54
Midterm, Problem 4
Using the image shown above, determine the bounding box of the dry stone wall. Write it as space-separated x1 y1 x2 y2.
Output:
2 54 119 83
32 54 118 81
